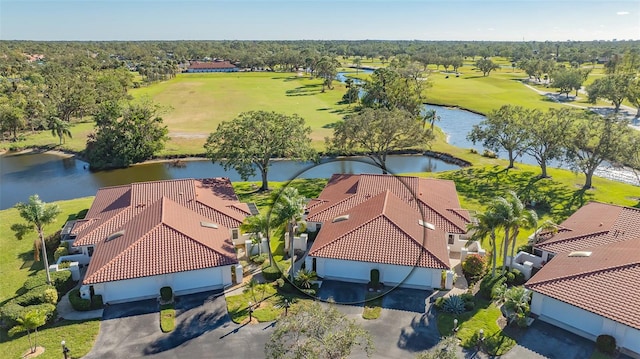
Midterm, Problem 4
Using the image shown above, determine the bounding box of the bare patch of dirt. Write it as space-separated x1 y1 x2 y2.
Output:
21 346 45 358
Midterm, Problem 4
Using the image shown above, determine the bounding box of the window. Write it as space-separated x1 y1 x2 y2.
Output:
547 253 555 261
533 248 543 257
232 229 239 240
448 234 455 245
88 246 94 257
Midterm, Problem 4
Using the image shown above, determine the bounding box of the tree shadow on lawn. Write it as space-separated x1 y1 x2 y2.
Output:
439 166 593 222
285 84 323 97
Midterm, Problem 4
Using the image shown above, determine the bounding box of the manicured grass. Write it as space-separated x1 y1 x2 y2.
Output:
131 72 356 152
0 122 94 153
160 304 175 332
0 319 100 359
362 292 382 320
437 299 516 356
0 197 94 304
226 284 280 323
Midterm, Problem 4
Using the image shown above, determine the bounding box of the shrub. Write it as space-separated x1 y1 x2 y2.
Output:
54 247 69 262
516 244 532 254
15 285 57 306
43 287 58 304
69 288 91 311
160 286 173 301
460 292 475 304
505 271 516 284
60 241 70 250
44 230 62 252
443 295 466 314
28 303 57 322
482 149 498 158
160 303 175 332
480 274 507 300
434 297 446 310
464 300 475 311
250 253 267 265
274 278 285 288
262 265 283 281
0 302 26 327
58 261 71 269
510 269 525 286
596 334 616 354
23 270 73 293
462 254 485 281
370 269 380 287
92 295 104 308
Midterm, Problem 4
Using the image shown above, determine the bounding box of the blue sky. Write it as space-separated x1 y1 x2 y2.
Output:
1 0 638 41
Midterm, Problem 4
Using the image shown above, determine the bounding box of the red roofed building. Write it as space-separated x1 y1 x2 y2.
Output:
304 174 472 289
68 178 250 304
526 202 640 357
187 61 238 73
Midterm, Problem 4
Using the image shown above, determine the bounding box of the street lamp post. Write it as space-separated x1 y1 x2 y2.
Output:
61 340 70 359
248 302 253 322
284 299 290 316
453 319 458 333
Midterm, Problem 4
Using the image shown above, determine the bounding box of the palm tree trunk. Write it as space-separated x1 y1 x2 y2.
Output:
266 233 274 267
502 228 510 271
289 220 295 279
509 229 520 268
491 232 497 276
39 229 52 285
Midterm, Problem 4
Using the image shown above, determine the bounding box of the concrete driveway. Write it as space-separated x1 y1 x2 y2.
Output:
82 290 270 359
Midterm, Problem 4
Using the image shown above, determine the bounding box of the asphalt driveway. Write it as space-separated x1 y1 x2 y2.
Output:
82 290 270 359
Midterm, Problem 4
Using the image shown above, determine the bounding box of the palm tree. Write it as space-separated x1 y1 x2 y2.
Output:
505 191 538 268
502 286 532 324
48 115 72 144
354 57 362 74
423 109 441 131
529 219 559 246
14 195 61 284
466 209 501 276
240 213 274 267
9 309 47 353
273 187 307 279
294 268 317 289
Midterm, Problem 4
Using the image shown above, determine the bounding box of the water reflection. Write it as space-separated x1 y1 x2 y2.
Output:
0 153 458 210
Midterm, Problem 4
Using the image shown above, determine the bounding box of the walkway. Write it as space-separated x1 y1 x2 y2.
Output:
56 268 103 320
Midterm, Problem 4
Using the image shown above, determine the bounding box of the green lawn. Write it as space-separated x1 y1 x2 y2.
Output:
0 197 94 304
160 304 175 332
0 196 97 359
131 72 355 153
437 299 516 356
0 319 100 359
363 292 383 320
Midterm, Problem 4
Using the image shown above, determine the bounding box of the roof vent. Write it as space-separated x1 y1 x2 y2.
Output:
106 230 125 242
418 220 435 230
332 214 350 223
200 221 219 229
568 251 592 257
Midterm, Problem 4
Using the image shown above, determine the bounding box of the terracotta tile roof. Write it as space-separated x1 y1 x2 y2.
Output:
83 197 237 284
307 174 470 234
70 178 247 285
526 238 640 330
72 178 249 246
188 61 237 70
535 202 640 254
309 190 450 270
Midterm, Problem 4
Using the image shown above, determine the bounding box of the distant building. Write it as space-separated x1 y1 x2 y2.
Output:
187 61 238 73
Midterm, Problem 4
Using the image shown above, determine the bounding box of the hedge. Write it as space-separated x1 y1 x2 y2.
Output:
54 247 69 262
262 265 283 281
479 273 507 300
15 285 57 306
596 334 616 354
160 286 173 301
0 302 56 328
69 288 91 311
23 270 73 293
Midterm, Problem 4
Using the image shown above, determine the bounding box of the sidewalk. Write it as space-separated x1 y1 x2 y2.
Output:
56 287 103 320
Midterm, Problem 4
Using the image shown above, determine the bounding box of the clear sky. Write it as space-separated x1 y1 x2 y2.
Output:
1 0 638 41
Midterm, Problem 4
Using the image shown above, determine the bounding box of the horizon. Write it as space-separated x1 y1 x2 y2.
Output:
1 0 638 42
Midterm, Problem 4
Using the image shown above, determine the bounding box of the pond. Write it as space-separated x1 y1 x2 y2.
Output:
0 153 458 210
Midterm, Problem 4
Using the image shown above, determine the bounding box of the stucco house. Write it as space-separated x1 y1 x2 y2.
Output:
526 202 640 357
68 178 251 304
187 61 238 72
304 174 472 289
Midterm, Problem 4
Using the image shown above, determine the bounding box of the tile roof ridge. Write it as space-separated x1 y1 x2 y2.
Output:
419 200 465 232
536 230 609 247
308 192 363 219
527 262 640 288
84 222 164 284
